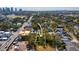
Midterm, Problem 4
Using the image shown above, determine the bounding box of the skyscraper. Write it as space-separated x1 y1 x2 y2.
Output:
15 8 17 12
6 7 10 12
2 8 5 12
11 7 13 12
19 9 22 12
0 8 2 12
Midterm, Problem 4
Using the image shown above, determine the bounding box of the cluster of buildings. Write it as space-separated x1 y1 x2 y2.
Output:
0 31 12 41
56 25 79 51
0 7 23 14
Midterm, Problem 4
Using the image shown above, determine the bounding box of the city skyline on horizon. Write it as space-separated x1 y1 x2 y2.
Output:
1 7 79 11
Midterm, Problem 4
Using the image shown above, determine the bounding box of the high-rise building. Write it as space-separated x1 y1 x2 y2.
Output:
2 8 5 12
6 7 10 12
15 8 17 12
19 9 22 12
11 7 13 12
0 8 2 12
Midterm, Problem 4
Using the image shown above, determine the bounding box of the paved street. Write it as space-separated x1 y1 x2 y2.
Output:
0 16 33 51
69 32 79 43
61 32 79 51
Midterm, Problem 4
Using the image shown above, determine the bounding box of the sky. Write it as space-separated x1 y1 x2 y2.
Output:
17 7 79 11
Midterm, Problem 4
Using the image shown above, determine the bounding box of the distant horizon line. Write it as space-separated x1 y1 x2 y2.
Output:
1 7 79 11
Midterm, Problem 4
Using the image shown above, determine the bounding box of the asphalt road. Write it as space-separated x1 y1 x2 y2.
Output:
69 32 79 43
0 16 33 51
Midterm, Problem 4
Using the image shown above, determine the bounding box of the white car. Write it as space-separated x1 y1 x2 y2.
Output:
14 45 20 51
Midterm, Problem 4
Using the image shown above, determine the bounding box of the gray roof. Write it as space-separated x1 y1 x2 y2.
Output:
66 47 78 51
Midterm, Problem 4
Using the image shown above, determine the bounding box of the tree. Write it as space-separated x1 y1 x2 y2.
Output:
66 23 74 32
76 19 79 24
51 21 58 32
27 33 37 45
32 23 40 30
12 17 24 24
0 22 11 30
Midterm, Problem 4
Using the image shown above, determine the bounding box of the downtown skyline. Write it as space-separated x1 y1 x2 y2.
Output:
1 7 79 11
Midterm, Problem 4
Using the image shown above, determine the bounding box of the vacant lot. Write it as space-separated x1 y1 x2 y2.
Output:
36 45 56 51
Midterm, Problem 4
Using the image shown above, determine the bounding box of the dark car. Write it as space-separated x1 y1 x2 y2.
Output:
26 44 33 50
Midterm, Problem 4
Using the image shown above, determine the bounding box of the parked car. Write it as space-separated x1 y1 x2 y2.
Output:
13 41 17 45
0 37 8 41
14 44 20 51
4 32 12 38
